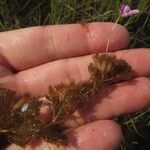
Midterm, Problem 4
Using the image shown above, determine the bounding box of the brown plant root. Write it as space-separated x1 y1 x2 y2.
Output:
0 54 133 148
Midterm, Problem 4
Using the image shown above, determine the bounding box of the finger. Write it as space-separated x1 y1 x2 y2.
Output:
64 77 150 127
7 120 122 150
0 49 150 95
0 22 129 70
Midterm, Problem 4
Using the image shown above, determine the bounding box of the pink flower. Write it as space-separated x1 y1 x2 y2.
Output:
119 3 140 17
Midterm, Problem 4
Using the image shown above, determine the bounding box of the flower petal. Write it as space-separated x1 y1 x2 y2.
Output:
129 9 140 16
123 5 131 13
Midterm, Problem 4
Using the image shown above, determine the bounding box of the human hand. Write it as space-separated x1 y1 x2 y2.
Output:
0 23 150 150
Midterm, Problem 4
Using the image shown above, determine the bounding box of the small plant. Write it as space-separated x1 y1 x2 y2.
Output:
0 54 133 148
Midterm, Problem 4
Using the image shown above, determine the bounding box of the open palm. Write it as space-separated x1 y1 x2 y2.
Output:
0 22 150 150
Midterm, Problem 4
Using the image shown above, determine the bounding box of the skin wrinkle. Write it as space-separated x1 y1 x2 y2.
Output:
61 30 75 57
29 27 52 68
44 27 57 61
81 24 92 54
61 59 73 82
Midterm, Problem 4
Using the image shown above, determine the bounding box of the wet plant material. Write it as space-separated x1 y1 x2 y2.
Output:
0 54 133 148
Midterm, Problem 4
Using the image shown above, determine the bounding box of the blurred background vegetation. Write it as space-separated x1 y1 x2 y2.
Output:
0 0 150 149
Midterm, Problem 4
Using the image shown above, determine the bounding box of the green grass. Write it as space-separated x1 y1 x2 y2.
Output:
0 0 150 149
